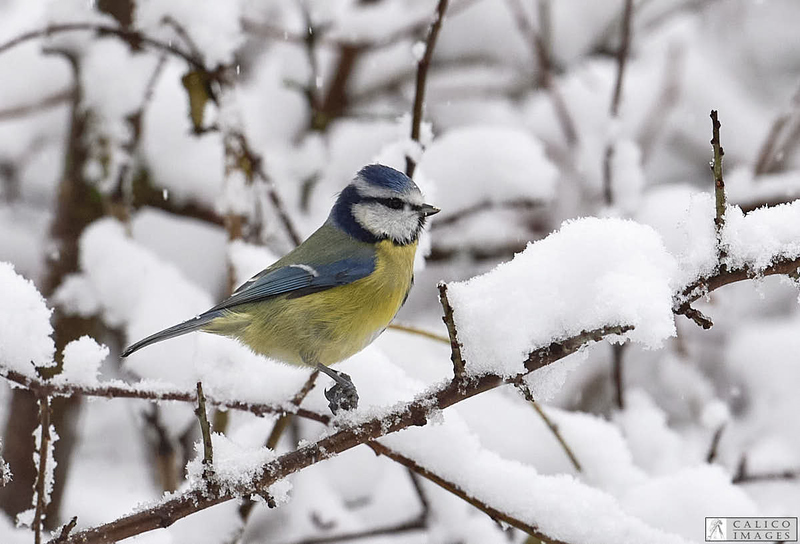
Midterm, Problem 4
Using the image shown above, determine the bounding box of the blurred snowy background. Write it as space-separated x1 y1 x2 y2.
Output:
1 0 800 542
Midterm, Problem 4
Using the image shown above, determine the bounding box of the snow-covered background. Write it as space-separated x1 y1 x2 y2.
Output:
1 0 800 543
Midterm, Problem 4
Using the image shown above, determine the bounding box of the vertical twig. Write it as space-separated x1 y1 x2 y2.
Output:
706 423 726 463
232 371 320 544
437 283 466 380
753 83 800 176
33 395 51 544
406 0 450 178
710 110 726 247
506 0 578 146
611 343 626 410
515 380 582 472
195 382 213 480
603 0 635 206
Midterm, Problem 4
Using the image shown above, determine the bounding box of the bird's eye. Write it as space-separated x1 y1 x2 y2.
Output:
386 198 404 210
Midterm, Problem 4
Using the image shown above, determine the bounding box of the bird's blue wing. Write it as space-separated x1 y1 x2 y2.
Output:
208 256 375 312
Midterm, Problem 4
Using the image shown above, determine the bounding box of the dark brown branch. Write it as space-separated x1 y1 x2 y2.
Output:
33 395 52 544
437 283 466 379
505 0 578 146
705 423 725 464
514 379 582 472
52 516 78 544
611 343 626 410
609 0 634 119
195 382 214 480
0 368 328 425
367 442 568 544
733 468 800 484
406 0 449 178
710 110 726 236
602 0 635 206
51 325 625 544
0 23 204 70
675 254 800 326
0 87 74 121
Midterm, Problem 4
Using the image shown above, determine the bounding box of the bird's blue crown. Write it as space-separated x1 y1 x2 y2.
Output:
357 164 417 193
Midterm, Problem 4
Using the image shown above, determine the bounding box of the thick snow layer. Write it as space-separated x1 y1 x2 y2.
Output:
0 261 54 376
447 217 677 377
419 125 558 217
381 412 690 544
722 200 800 270
54 336 108 387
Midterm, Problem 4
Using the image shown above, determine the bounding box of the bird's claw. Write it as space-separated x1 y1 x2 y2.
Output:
324 372 359 413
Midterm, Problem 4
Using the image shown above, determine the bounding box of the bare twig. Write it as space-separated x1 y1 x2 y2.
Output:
52 516 78 544
514 380 582 472
705 423 725 464
611 343 627 410
195 382 214 480
33 395 51 544
0 23 204 70
287 468 431 544
710 110 726 237
437 283 466 379
50 325 624 544
368 442 568 544
387 323 449 344
675 253 800 327
603 0 635 206
0 87 74 121
733 468 800 484
505 0 578 146
0 368 328 425
430 198 544 230
753 83 800 176
406 0 450 178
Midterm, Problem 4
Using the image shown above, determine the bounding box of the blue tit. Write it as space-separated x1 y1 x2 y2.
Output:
122 164 440 412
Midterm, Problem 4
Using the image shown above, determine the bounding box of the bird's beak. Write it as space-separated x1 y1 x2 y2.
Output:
419 203 440 217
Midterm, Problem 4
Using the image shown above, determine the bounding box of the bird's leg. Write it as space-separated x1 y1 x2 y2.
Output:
315 363 359 413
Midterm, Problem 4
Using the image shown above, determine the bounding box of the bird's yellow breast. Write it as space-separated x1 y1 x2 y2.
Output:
215 240 417 366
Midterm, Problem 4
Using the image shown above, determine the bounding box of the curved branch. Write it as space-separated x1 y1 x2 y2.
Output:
50 324 626 544
0 23 204 70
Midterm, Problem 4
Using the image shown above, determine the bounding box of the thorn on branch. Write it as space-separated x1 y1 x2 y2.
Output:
195 382 214 481
437 282 466 379
406 0 449 178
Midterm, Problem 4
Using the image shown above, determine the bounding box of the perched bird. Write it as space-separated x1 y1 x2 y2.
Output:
122 164 439 412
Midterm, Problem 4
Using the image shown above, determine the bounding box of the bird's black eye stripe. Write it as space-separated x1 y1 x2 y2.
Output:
363 196 417 210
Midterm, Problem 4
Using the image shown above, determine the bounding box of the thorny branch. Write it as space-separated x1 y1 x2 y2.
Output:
406 0 449 178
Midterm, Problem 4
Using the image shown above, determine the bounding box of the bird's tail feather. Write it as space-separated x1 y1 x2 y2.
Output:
121 311 221 357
